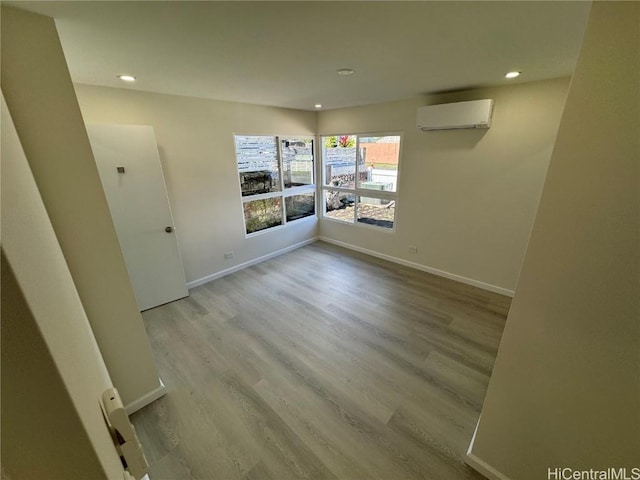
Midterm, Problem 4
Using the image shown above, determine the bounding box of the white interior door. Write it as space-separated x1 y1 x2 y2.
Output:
87 124 188 311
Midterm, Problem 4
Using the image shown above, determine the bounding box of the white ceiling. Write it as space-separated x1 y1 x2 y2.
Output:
10 1 592 111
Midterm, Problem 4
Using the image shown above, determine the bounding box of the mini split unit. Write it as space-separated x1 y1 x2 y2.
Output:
417 99 495 131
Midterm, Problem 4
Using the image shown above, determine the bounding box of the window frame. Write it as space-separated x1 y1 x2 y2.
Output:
234 134 317 237
320 131 403 232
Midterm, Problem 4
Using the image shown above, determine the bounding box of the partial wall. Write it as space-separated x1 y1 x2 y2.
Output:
468 2 639 478
1 95 123 480
1 6 161 407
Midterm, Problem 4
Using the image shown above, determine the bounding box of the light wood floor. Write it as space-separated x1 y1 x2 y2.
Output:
131 241 510 480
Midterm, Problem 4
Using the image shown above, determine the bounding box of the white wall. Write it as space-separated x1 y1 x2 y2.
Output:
1 6 161 408
468 2 639 478
2 95 124 480
317 78 570 295
77 79 568 295
75 85 318 286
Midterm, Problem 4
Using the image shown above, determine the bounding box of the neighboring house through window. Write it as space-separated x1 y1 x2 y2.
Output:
321 133 402 230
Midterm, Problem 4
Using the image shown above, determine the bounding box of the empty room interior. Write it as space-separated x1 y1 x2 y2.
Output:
1 1 638 480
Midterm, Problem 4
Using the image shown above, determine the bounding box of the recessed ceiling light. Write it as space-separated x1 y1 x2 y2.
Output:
118 75 136 82
337 68 355 76
505 71 521 79
315 104 323 108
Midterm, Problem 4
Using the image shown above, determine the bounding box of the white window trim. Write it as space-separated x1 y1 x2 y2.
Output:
320 131 403 232
234 134 317 237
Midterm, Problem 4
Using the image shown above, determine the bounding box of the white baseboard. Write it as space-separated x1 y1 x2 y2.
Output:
465 417 513 480
124 378 167 415
186 234 514 297
186 237 319 289
466 452 512 480
318 237 515 297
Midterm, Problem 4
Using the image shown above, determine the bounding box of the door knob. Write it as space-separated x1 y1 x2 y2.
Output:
165 226 173 233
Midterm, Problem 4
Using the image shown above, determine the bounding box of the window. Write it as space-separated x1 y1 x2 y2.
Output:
321 133 401 230
235 135 315 235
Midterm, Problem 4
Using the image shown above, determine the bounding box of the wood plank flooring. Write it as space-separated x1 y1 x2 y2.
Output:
131 241 510 480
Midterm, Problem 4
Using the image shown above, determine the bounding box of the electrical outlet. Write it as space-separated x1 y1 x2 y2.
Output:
224 252 234 260
408 246 418 254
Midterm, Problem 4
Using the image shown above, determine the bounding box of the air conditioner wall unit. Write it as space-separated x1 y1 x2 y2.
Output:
417 99 494 131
